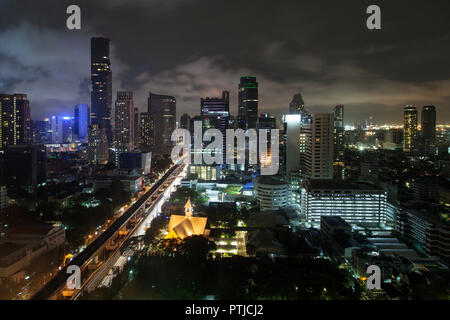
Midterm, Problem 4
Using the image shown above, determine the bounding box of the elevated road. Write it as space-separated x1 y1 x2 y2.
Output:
32 163 185 300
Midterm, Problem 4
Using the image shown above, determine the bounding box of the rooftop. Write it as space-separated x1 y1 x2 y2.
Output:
305 179 383 191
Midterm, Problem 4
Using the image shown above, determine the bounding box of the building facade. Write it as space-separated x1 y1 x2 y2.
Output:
301 179 387 226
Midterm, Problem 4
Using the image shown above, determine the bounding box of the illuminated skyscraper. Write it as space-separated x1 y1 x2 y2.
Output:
91 37 112 144
114 91 135 152
148 92 176 155
201 91 229 163
403 105 418 152
74 104 90 142
421 105 436 156
238 76 258 130
139 112 154 153
88 123 109 164
303 113 334 179
333 104 344 162
0 93 32 149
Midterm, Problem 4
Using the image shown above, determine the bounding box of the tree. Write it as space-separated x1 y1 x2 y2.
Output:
179 235 216 262
143 215 169 244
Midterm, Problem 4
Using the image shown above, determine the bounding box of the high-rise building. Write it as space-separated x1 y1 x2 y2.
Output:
403 105 418 152
88 124 109 164
258 113 277 169
33 119 51 144
421 105 436 156
302 114 334 179
139 112 154 153
283 114 302 175
333 105 344 162
91 37 112 144
148 92 176 155
134 107 139 149
0 93 32 150
180 113 191 131
238 76 258 130
74 104 90 142
289 93 306 115
4 144 47 192
51 116 73 144
114 91 135 151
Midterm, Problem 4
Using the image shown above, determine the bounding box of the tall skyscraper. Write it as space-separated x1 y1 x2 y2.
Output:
289 93 306 115
302 113 334 179
201 91 230 163
333 104 344 162
134 107 139 149
74 104 90 142
148 92 176 155
238 76 258 130
91 37 112 144
139 112 154 153
421 105 436 156
114 91 135 153
403 105 418 152
88 124 109 164
0 93 32 150
51 116 73 144
257 113 277 169
283 114 302 175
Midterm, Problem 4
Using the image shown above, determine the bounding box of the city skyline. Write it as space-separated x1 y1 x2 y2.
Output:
0 1 450 124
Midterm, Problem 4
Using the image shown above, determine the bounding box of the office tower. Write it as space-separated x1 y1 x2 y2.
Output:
303 114 334 179
180 113 191 131
50 116 62 144
421 105 436 156
114 91 135 153
91 37 112 144
33 119 51 144
0 93 32 150
148 92 176 155
201 91 230 163
4 144 47 192
51 116 73 144
88 124 109 164
282 114 301 175
282 114 302 207
238 76 258 130
258 113 277 168
62 116 73 143
134 107 139 148
403 105 418 152
333 105 344 162
289 93 306 115
201 91 229 132
139 112 154 153
74 104 90 142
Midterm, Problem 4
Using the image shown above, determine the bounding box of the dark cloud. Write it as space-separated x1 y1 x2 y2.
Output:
0 0 449 124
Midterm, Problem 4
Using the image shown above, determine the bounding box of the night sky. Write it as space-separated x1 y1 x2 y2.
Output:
1 0 450 124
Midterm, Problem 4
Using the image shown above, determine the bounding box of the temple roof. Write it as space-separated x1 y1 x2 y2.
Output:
167 214 208 239
185 197 193 210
